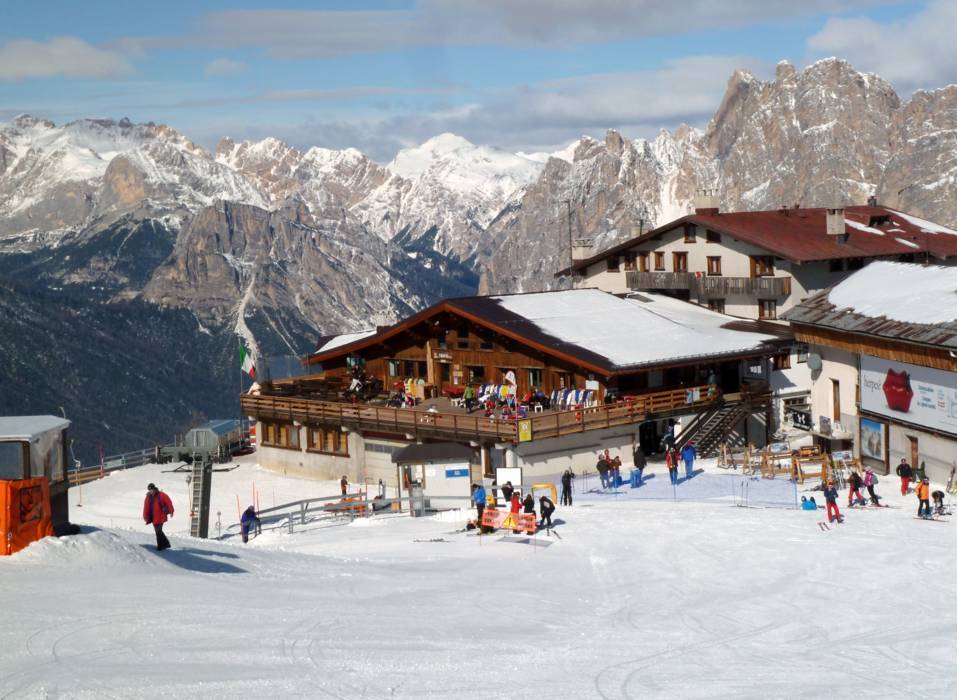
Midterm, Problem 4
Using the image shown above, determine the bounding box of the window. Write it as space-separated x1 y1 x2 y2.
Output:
751 256 775 277
847 257 864 270
772 352 791 370
706 256 722 276
638 253 649 272
707 299 726 314
417 361 427 377
526 367 543 387
467 365 485 382
706 230 721 243
261 422 277 445
308 427 349 456
654 252 665 270
440 363 450 381
404 360 414 377
607 256 620 272
387 359 401 377
758 299 777 320
479 333 493 350
795 343 809 363
829 259 844 272
672 252 688 273
684 224 696 243
623 252 637 270
268 423 299 450
457 324 470 349
0 442 27 480
437 330 448 349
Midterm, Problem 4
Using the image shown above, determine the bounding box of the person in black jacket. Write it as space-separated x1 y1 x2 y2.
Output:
896 458 913 495
539 495 555 528
847 471 865 506
521 492 536 534
501 481 514 503
633 445 647 485
560 469 574 506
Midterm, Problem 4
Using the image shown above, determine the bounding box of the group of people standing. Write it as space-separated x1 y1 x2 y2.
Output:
470 481 557 532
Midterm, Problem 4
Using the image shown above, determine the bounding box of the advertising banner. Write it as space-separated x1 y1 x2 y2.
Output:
859 418 885 463
860 355 957 435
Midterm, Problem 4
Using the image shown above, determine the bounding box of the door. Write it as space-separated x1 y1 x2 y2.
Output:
831 379 841 423
908 436 919 469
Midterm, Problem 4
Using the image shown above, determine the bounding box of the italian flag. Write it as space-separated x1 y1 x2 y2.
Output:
239 342 256 379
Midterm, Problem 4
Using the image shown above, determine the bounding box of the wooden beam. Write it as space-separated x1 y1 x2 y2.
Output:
792 323 957 372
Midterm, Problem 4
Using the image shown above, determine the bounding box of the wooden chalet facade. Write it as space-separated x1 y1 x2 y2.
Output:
244 289 790 488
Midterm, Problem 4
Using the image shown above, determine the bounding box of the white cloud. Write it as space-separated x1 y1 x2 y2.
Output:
205 55 766 161
0 37 133 81
807 1 957 92
174 2 889 58
204 58 245 76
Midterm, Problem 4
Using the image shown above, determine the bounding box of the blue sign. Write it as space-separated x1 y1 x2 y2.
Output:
445 468 469 478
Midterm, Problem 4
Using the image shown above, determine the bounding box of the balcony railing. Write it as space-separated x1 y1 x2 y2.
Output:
626 271 792 297
241 384 720 444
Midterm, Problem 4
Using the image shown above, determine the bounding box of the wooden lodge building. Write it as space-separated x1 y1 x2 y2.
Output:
783 261 957 483
242 288 792 490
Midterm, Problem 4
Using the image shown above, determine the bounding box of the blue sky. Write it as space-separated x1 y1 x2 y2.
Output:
0 1 944 160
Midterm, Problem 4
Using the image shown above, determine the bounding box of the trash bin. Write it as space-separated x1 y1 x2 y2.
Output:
630 469 641 488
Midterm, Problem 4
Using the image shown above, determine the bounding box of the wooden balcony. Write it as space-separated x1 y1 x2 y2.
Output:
241 384 720 444
626 271 791 297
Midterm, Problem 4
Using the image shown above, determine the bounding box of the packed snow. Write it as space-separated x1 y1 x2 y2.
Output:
827 260 957 324
315 329 378 353
493 289 779 369
2 455 956 698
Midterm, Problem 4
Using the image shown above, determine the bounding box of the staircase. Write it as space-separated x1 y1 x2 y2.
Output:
676 391 771 458
189 456 212 538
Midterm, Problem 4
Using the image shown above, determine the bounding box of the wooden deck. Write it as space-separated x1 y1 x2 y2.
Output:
241 384 719 444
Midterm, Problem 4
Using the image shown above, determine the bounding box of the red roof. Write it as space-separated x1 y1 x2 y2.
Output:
561 206 957 273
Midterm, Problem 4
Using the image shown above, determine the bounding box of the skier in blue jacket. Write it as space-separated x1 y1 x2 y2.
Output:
472 483 489 532
680 443 697 480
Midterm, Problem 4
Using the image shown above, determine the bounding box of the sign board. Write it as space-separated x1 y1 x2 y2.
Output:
445 467 469 478
818 416 832 435
433 350 452 361
859 417 886 463
831 449 854 463
480 507 537 534
767 442 791 455
860 355 957 435
788 408 812 431
518 419 533 443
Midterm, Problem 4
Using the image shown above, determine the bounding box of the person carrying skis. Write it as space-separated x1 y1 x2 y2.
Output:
847 470 865 506
539 495 555 528
633 444 646 485
823 480 842 523
143 483 174 551
560 468 575 506
681 442 697 480
240 505 260 543
863 467 881 506
596 453 610 489
916 477 931 518
666 449 678 486
896 458 913 496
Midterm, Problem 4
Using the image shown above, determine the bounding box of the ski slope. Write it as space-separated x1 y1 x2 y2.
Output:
1 459 955 698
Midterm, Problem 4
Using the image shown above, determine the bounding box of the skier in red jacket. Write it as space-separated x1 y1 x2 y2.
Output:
143 483 174 551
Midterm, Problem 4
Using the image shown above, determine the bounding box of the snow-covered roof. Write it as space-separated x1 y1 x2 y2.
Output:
783 261 957 349
484 289 784 370
312 288 788 373
0 415 70 441
826 261 957 325
314 329 377 354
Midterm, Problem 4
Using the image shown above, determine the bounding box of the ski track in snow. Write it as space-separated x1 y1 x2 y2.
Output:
1 459 956 698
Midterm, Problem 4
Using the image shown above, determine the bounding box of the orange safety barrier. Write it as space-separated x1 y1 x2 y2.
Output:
0 477 54 556
480 507 537 535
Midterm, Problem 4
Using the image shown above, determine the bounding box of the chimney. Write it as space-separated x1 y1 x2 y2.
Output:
629 219 645 238
826 208 845 236
867 195 878 207
694 188 719 215
571 238 594 262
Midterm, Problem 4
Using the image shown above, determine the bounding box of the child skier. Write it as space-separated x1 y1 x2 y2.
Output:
666 450 678 486
539 495 555 528
916 478 931 518
863 467 881 506
847 470 866 506
823 480 843 523
932 490 947 516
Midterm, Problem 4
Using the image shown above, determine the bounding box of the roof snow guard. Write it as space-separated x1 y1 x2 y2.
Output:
782 261 957 349
558 205 957 275
309 288 788 375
